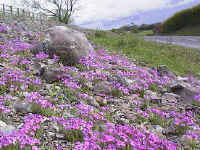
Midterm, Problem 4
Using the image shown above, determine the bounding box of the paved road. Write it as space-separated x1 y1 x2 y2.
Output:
144 36 200 49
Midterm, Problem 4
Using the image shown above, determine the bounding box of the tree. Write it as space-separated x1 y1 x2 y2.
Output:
21 0 79 24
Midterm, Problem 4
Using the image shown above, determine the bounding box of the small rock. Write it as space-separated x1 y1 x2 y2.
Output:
170 83 199 104
52 122 60 132
124 78 135 87
41 68 63 83
47 131 56 137
63 112 75 119
56 133 65 139
94 81 113 95
163 125 176 135
31 62 42 75
85 81 93 89
13 101 32 113
0 120 16 135
144 90 162 104
157 65 170 76
111 75 128 87
152 125 164 134
87 96 100 107
177 76 188 81
95 96 107 106
0 120 7 128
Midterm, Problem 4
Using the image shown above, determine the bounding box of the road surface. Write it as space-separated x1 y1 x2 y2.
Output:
144 36 200 49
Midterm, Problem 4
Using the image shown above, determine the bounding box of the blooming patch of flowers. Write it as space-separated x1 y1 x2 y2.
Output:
0 114 44 150
35 51 49 61
0 96 11 113
79 50 172 97
194 94 200 102
52 115 178 150
0 25 7 33
26 92 55 109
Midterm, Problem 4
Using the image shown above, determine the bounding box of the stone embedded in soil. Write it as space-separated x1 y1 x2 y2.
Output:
13 101 32 113
93 81 113 95
170 82 200 104
41 68 63 83
87 96 100 107
95 96 107 106
0 120 16 135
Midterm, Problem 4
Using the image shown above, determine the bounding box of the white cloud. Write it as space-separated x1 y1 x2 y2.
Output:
74 0 196 25
168 0 196 7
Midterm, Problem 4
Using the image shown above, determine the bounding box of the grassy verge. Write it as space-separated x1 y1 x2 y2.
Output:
88 31 200 77
135 30 154 36
166 25 200 36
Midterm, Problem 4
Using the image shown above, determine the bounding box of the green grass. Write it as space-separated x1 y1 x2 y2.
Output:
149 113 169 128
0 144 30 150
59 128 84 143
31 103 56 117
88 31 200 77
166 25 200 36
135 30 153 36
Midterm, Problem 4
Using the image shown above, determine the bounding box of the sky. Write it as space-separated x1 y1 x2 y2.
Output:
1 0 200 30
75 0 200 29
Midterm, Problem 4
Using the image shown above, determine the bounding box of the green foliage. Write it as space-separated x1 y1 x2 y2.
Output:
139 23 158 30
136 30 153 36
75 64 88 72
162 4 200 33
184 137 200 150
63 87 77 103
192 100 200 107
174 125 192 136
167 25 200 36
31 103 55 117
94 30 107 38
79 85 90 94
0 85 8 95
134 115 148 125
110 23 158 35
111 89 123 97
139 101 150 111
196 113 200 126
118 144 133 150
0 111 8 123
92 121 106 132
34 125 44 140
138 90 145 98
149 83 167 93
4 101 11 107
149 113 169 128
61 129 84 143
0 144 30 150
103 111 114 122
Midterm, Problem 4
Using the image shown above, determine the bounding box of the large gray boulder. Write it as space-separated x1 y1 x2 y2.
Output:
32 26 94 66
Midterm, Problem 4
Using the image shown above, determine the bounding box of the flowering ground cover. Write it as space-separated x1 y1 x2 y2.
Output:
0 22 199 150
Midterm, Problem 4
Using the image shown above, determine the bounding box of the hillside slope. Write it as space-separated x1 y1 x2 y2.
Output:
0 19 199 150
167 25 200 36
162 4 200 34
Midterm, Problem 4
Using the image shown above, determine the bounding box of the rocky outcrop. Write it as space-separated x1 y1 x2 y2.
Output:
31 26 95 66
